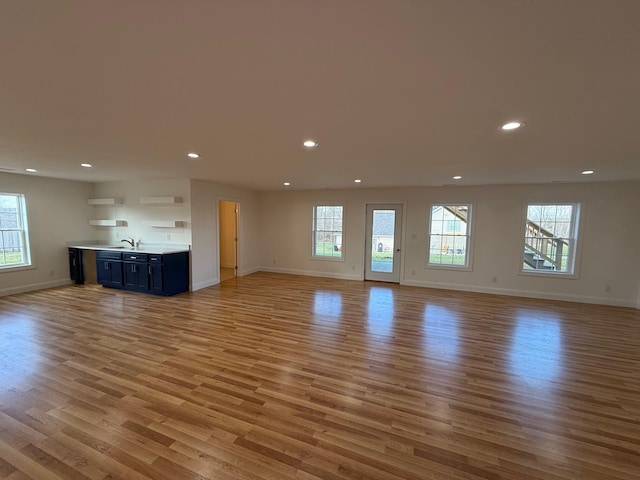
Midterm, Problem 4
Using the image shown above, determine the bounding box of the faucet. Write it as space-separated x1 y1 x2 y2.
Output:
121 237 134 248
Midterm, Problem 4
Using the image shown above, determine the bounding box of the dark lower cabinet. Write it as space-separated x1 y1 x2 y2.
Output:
68 248 84 284
149 260 164 295
96 250 189 296
96 251 123 288
148 252 189 296
123 253 149 292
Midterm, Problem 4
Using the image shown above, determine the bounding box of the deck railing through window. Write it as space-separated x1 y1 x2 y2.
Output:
524 220 568 270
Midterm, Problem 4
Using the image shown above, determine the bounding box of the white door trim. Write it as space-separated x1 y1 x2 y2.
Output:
364 204 403 283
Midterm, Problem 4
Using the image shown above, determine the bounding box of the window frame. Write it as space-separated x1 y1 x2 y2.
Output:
426 204 473 270
311 204 345 262
0 192 32 271
520 202 581 277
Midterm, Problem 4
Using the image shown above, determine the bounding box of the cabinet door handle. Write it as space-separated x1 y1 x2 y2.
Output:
72 259 76 266
148 266 151 274
130 256 137 260
132 264 136 273
105 262 109 270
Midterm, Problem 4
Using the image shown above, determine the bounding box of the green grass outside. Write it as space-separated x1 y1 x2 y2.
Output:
316 245 466 265
372 252 393 262
0 252 24 266
428 253 467 266
315 242 342 257
315 243 467 266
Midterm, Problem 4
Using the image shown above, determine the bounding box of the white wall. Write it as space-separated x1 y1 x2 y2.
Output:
3 173 638 308
92 179 192 247
0 173 94 295
257 181 640 307
190 180 260 290
258 189 366 280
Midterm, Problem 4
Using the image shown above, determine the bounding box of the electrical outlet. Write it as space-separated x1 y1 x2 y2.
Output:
492 276 498 283
605 284 611 293
352 265 356 271
48 269 54 276
411 269 416 275
166 234 171 241
272 259 276 264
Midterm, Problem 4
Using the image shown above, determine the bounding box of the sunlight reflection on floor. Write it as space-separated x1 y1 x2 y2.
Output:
509 308 563 386
0 315 38 392
423 304 460 363
313 290 343 319
366 286 394 338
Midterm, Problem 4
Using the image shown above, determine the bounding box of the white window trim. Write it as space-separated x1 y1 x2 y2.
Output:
426 203 474 271
519 202 581 278
311 204 346 262
0 192 32 271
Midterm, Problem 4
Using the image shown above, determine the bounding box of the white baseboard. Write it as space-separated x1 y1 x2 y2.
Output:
259 266 362 281
191 266 262 290
255 269 636 307
401 278 637 308
0 279 72 297
3 272 635 309
191 278 219 291
240 266 261 276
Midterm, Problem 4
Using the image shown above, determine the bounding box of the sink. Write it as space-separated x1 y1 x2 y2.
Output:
91 245 125 249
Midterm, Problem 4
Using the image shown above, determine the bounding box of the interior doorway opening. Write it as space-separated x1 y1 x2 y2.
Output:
219 200 240 282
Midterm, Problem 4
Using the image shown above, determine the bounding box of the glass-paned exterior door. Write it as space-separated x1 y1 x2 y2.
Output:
365 204 403 282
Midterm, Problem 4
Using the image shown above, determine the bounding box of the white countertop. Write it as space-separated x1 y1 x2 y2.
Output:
67 243 190 255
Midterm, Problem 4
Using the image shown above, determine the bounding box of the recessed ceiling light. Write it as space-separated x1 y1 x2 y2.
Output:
81 163 92 168
501 121 524 131
581 170 594 175
453 175 462 180
303 140 318 148
187 152 200 159
283 182 291 186
354 179 362 183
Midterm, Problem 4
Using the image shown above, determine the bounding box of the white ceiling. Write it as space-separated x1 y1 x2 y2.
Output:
1 0 639 191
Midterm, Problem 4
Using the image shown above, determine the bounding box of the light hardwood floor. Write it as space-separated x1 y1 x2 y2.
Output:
220 268 236 282
0 272 639 479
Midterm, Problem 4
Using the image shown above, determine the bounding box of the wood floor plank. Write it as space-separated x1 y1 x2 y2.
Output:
0 272 639 479
0 438 66 480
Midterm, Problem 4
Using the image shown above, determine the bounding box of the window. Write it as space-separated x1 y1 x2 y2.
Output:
428 204 471 267
523 204 579 275
312 205 344 259
0 193 31 269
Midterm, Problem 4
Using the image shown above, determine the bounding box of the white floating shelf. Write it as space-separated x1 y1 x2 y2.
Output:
142 220 182 228
87 197 121 205
89 219 125 227
140 196 181 205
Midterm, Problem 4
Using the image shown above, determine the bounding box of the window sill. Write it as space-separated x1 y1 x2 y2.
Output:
426 263 472 272
310 256 345 263
519 270 578 280
0 264 35 274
